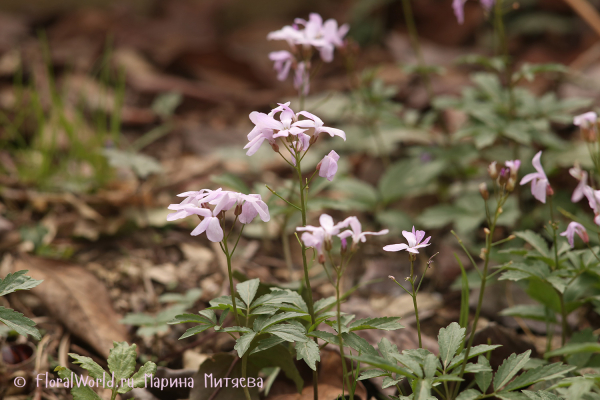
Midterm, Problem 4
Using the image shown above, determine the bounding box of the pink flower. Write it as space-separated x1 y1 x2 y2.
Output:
295 111 346 141
383 227 431 254
453 0 467 24
520 151 550 204
297 214 349 245
480 0 496 12
505 160 520 177
189 193 232 242
574 112 598 130
570 166 590 203
338 217 388 250
318 150 340 181
293 61 310 96
560 222 589 248
267 25 304 48
239 194 270 224
300 229 326 257
269 50 294 81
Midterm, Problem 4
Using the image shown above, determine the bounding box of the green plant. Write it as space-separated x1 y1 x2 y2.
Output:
0 270 43 339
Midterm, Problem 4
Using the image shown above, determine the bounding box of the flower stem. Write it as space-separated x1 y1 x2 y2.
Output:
222 241 241 327
295 157 319 400
241 354 252 400
401 0 433 101
549 195 568 346
336 270 353 400
410 257 423 348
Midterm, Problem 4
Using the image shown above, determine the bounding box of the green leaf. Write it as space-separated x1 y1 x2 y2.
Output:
449 345 502 370
379 337 401 364
307 330 340 345
342 332 378 356
234 332 257 357
55 366 102 400
456 388 482 400
439 322 466 369
496 392 531 400
494 350 532 391
249 336 286 355
296 340 320 371
178 324 213 339
70 354 107 380
475 355 492 393
0 270 43 296
103 148 163 179
168 312 216 325
413 378 433 400
347 354 417 379
0 306 41 339
514 231 550 258
358 369 389 380
499 270 532 282
504 363 575 391
264 324 308 343
348 317 404 331
254 312 307 332
117 361 157 394
314 297 337 313
545 342 600 358
391 353 424 378
423 353 439 378
107 342 138 382
500 305 556 322
237 279 260 307
250 344 304 394
522 390 562 400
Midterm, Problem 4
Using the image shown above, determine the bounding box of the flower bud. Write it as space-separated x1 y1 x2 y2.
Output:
488 161 498 180
316 161 322 171
506 177 515 192
479 247 488 260
309 134 319 145
341 237 347 253
546 185 554 197
324 239 332 252
479 182 489 200
318 254 326 264
582 126 597 143
497 167 509 186
484 227 490 235
581 230 590 244
234 204 242 216
271 142 280 153
388 275 396 281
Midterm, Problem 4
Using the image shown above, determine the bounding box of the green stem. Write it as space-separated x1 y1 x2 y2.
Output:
410 257 423 348
222 241 241 327
549 195 568 346
401 0 433 101
336 270 353 400
241 354 252 400
295 155 319 400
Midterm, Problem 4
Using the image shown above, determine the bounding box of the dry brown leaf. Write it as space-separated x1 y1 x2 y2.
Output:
12 256 128 359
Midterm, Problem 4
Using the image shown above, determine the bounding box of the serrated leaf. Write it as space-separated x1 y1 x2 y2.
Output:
504 363 575 391
475 355 492 392
545 342 600 358
234 331 257 357
70 354 107 380
494 350 532 391
168 312 216 325
382 376 403 389
178 324 213 339
296 340 320 371
522 390 562 400
439 322 466 369
107 342 137 382
237 279 260 307
314 297 337 313
358 369 389 380
255 312 306 332
342 332 378 356
413 378 433 400
392 353 424 378
308 330 340 345
456 389 482 400
0 270 43 296
449 345 502 370
349 317 404 331
117 361 157 394
496 392 531 400
423 353 439 378
514 231 550 258
264 323 308 343
348 354 417 378
55 366 102 400
379 337 401 364
0 306 41 339
249 336 286 355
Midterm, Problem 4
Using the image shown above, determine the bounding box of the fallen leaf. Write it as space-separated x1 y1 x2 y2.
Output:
12 256 128 359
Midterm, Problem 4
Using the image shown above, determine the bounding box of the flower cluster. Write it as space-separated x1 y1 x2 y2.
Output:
452 0 495 24
245 102 346 179
489 159 521 192
297 214 388 261
167 188 269 242
267 13 349 94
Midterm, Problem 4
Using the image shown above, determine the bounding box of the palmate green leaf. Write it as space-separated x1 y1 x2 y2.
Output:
456 388 482 400
475 355 492 393
349 317 404 331
342 332 378 356
439 322 466 369
0 306 41 339
504 363 575 391
70 354 106 380
514 231 550 258
117 361 157 394
348 354 417 379
234 332 257 357
237 279 260 307
296 339 320 371
494 350 532 391
264 323 308 343
0 270 43 296
55 366 102 400
107 342 138 382
448 345 502 370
